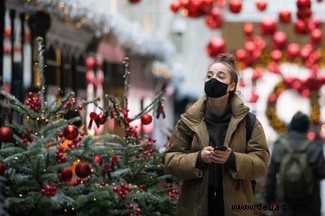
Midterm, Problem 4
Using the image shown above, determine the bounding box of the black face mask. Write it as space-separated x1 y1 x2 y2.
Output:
204 78 230 98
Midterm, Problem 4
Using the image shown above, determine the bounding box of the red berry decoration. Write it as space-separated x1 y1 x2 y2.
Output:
141 114 153 125
0 162 5 176
0 126 14 142
60 168 73 182
75 162 91 178
94 155 103 166
63 125 79 140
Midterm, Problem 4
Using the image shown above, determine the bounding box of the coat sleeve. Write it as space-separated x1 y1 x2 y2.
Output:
164 119 204 180
308 142 325 179
229 118 270 180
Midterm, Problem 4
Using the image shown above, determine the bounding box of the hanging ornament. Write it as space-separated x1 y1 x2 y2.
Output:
0 162 5 176
41 185 57 197
60 168 73 182
97 113 107 125
243 22 254 37
279 10 292 23
271 49 283 62
186 1 204 18
206 37 226 58
0 126 14 143
256 0 267 12
235 49 247 62
311 28 322 44
75 162 91 178
88 112 98 130
94 155 103 166
200 0 213 14
260 17 277 35
296 0 311 10
287 43 300 59
272 31 287 49
229 0 242 14
156 101 166 119
205 7 224 29
170 1 181 13
63 125 79 140
294 19 309 35
141 114 153 125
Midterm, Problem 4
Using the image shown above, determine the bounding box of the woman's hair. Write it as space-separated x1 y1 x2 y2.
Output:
212 52 239 93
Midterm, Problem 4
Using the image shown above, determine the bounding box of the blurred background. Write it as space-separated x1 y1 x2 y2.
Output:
1 0 325 214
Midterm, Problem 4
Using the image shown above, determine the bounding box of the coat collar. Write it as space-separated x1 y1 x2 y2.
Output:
180 94 250 131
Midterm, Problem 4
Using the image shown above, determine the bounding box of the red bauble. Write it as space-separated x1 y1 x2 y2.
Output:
205 7 223 29
200 0 213 14
94 155 103 166
271 49 283 62
0 126 13 142
170 1 181 13
97 113 107 125
186 1 204 18
129 0 141 3
63 125 79 140
311 29 322 44
272 31 287 49
287 43 300 58
256 0 267 11
0 162 5 176
296 0 311 10
60 168 73 181
245 41 255 53
294 19 309 35
141 114 153 125
260 17 277 35
243 22 253 36
75 162 91 178
229 0 242 14
235 49 246 61
206 37 225 58
279 10 291 23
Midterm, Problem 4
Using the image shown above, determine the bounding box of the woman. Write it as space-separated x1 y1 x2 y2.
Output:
164 53 270 216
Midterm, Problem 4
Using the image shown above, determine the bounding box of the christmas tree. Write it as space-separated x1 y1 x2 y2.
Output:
0 37 179 216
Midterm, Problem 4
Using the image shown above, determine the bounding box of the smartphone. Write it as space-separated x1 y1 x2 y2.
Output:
214 146 227 151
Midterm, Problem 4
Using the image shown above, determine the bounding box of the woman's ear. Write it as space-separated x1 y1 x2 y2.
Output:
229 82 236 92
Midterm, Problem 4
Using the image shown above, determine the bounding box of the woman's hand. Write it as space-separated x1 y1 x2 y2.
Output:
201 146 232 164
211 146 232 164
201 146 215 164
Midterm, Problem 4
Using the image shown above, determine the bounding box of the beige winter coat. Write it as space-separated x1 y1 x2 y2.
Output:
164 94 270 216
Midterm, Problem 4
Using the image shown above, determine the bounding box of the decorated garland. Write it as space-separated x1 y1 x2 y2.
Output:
265 77 324 134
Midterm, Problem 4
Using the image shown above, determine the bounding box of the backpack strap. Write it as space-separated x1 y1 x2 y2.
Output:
245 112 257 192
298 140 311 152
280 138 293 153
246 112 256 143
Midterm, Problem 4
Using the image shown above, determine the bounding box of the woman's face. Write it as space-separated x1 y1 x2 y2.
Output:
205 62 235 92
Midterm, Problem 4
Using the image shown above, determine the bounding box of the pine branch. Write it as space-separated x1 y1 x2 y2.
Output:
132 89 166 120
122 57 130 110
36 37 47 109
